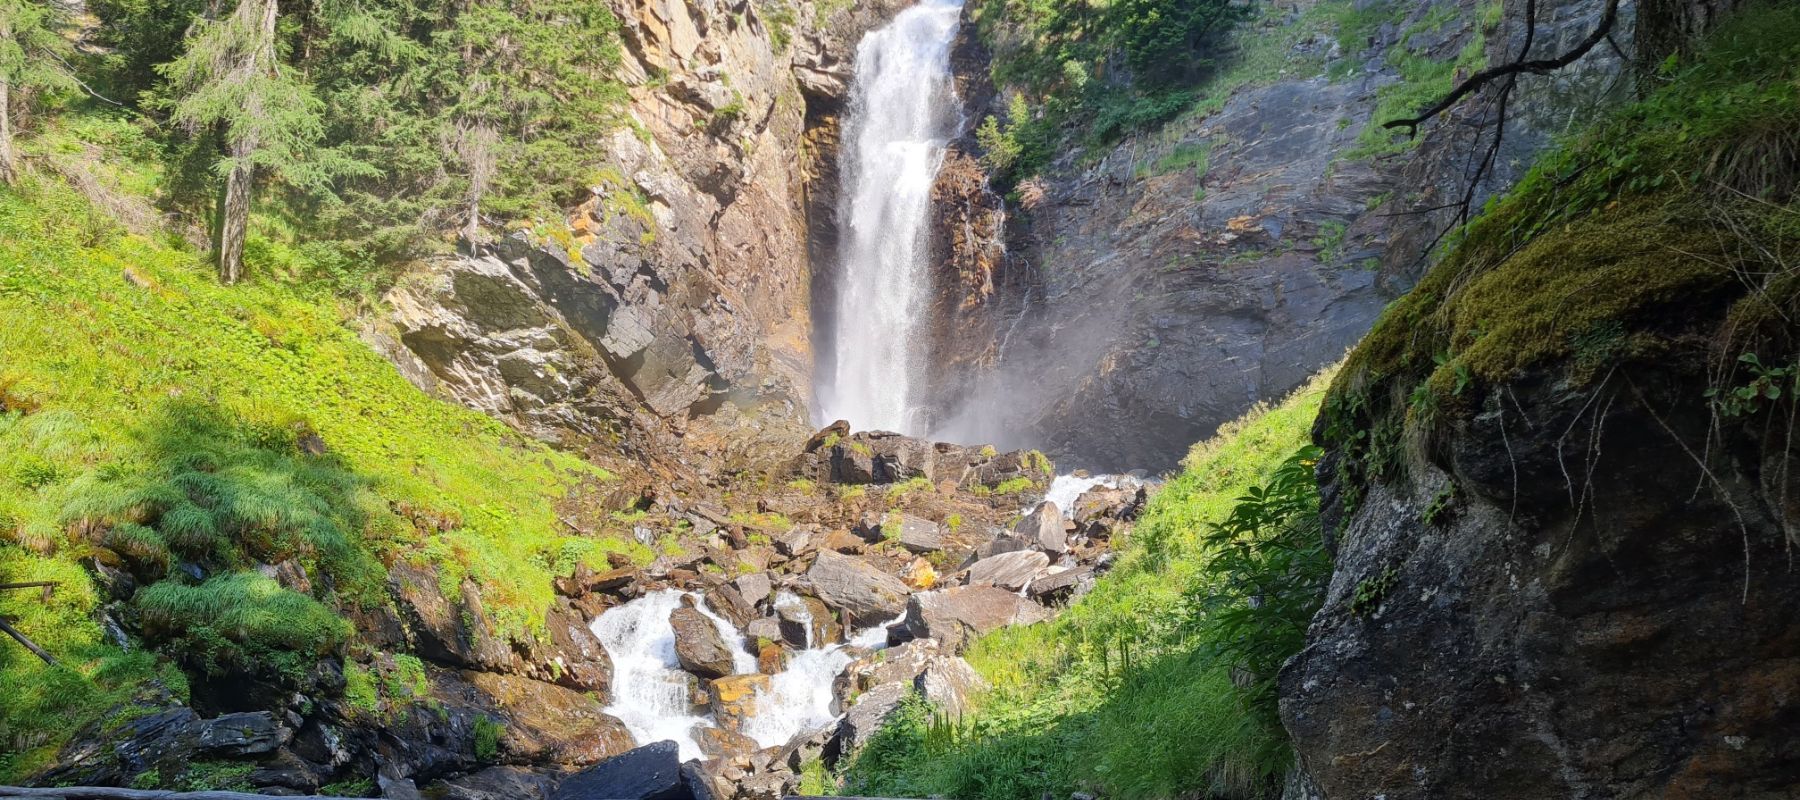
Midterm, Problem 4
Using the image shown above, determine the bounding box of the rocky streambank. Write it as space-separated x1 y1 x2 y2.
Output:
32 423 1145 800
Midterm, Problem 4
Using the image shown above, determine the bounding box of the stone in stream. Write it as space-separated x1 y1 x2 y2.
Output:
708 674 771 733
733 571 775 605
903 585 1051 653
805 549 911 623
701 583 755 630
1014 500 1067 554
965 549 1050 591
669 596 736 679
551 740 690 800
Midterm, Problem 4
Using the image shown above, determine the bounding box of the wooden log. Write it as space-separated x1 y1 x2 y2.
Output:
0 617 57 665
0 581 61 591
0 786 361 799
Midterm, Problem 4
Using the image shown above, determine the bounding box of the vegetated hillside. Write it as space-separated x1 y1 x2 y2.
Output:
1287 3 1800 795
835 366 1336 800
0 121 647 782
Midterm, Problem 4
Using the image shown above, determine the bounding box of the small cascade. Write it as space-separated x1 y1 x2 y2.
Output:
592 589 904 756
1044 473 1120 518
589 589 754 760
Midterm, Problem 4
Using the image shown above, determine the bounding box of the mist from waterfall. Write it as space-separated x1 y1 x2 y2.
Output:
818 0 965 434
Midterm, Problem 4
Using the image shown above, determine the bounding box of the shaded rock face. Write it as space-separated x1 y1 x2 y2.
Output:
922 0 1635 471
1283 364 1800 797
671 603 737 680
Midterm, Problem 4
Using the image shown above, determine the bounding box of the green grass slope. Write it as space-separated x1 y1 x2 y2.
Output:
0 121 643 780
835 366 1336 800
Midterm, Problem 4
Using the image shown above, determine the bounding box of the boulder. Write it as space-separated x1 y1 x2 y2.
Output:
695 725 758 760
903 586 1050 653
1028 565 1096 603
769 527 817 558
893 515 946 553
805 550 911 625
835 682 912 754
701 583 754 630
468 672 636 765
670 600 736 680
433 766 559 800
708 674 771 733
195 711 291 755
1013 501 1066 554
734 571 774 605
965 550 1049 591
745 615 783 646
970 531 1031 561
919 656 988 720
775 592 840 648
551 740 690 800
543 599 612 693
804 420 850 453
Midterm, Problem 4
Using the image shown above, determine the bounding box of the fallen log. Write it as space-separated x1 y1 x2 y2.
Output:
0 617 58 666
0 787 362 799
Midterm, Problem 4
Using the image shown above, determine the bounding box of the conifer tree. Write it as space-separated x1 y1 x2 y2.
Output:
159 0 329 283
0 0 76 184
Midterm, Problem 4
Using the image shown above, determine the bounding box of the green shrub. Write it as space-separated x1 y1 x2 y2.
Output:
473 715 504 761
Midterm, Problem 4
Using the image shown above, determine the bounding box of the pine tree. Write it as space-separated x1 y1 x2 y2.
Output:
0 0 76 184
159 0 331 283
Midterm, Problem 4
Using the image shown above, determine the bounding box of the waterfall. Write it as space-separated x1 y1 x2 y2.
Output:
819 0 965 434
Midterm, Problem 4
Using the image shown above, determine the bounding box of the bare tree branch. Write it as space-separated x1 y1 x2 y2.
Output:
1384 0 1622 136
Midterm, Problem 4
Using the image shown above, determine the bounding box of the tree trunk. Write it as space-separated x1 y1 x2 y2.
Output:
213 0 278 284
0 9 14 187
216 143 252 284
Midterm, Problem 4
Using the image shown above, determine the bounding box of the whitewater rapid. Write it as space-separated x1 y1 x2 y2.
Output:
819 0 965 434
590 589 900 760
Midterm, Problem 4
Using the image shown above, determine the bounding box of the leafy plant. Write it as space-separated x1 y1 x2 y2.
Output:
1707 352 1796 417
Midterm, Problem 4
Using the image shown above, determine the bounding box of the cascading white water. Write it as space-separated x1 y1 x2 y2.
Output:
592 589 904 756
589 589 755 760
819 0 966 433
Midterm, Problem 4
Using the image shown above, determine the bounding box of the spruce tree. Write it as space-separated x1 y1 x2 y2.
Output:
159 0 327 283
0 0 76 184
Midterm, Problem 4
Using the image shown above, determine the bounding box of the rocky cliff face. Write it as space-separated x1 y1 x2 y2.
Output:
368 0 907 473
923 0 1635 471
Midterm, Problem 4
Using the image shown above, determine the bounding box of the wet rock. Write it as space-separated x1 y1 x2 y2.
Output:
551 740 689 800
196 710 292 755
670 599 737 680
695 725 758 760
745 615 783 646
903 586 1050 653
965 550 1049 591
701 583 755 631
709 674 771 733
775 592 841 648
543 599 612 693
1013 501 1066 554
467 672 635 765
805 549 911 624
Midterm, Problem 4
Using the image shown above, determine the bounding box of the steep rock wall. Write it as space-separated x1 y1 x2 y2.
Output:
924 0 1634 471
368 0 907 471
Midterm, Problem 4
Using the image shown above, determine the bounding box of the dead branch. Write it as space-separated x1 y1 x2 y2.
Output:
0 581 61 591
1383 0 1622 136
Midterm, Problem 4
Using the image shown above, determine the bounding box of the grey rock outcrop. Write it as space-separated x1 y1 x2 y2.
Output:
903 585 1050 653
965 549 1049 592
805 549 912 623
